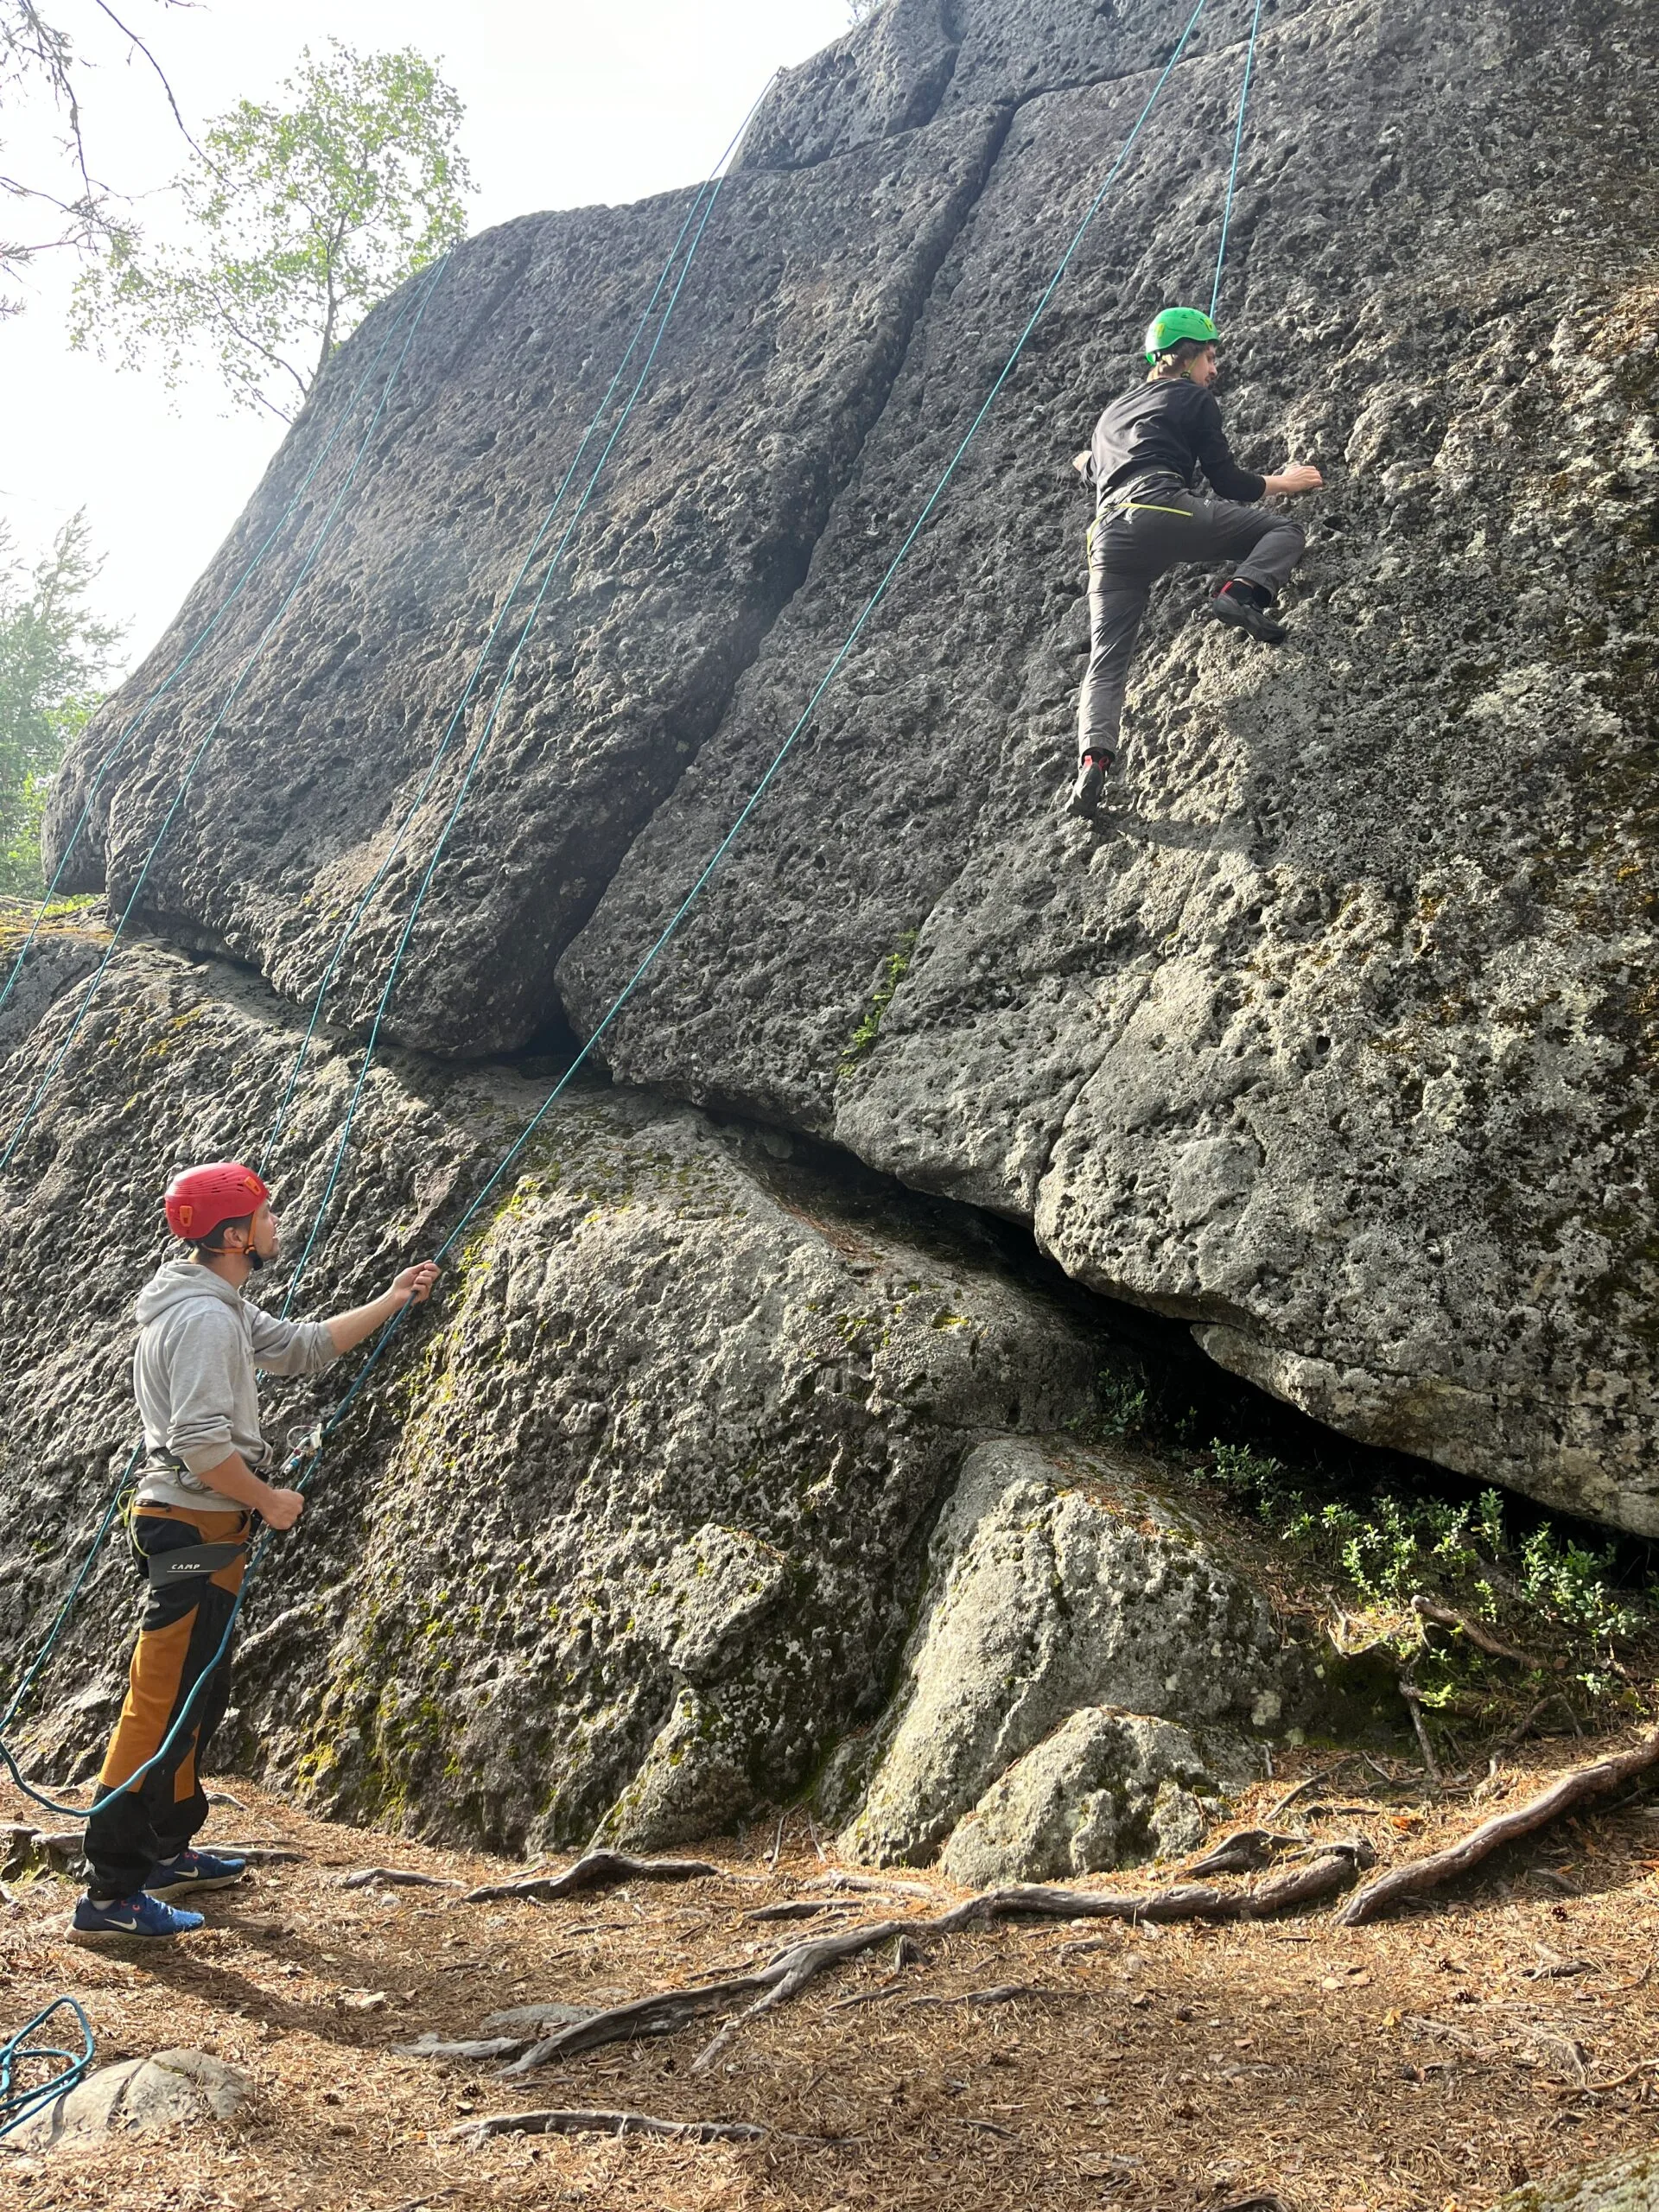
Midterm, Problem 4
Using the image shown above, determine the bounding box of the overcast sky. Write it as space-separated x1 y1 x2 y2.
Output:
3 0 854 672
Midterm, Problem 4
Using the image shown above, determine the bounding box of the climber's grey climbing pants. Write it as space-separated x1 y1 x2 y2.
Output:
1077 480 1306 760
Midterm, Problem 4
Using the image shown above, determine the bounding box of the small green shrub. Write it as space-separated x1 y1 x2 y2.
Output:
1190 1443 1656 1692
838 931 918 1076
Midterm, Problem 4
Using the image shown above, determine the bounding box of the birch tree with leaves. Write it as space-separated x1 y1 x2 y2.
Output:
70 40 472 420
0 512 124 894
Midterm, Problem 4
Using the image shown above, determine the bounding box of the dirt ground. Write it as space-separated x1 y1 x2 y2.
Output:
4 1744 1659 2212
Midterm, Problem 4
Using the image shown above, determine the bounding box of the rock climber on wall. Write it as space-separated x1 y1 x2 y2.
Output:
1071 306 1323 819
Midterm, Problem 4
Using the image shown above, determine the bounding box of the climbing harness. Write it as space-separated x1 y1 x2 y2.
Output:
0 1999 94 2139
143 1541 250 1589
0 272 446 1027
0 258 452 1182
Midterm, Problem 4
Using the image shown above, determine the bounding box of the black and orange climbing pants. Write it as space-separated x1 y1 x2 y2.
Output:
84 1503 250 1898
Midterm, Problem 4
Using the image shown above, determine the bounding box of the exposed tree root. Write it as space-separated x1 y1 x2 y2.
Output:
446 2107 768 2145
1184 1829 1300 1878
341 1867 458 1891
1338 1731 1659 1926
461 1851 719 1905
494 1844 1373 2079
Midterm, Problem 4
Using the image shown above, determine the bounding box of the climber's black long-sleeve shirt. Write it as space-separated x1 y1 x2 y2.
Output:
1086 377 1267 507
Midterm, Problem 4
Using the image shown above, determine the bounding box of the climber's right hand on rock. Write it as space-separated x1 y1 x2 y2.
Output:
1273 463 1324 495
259 1485 306 1531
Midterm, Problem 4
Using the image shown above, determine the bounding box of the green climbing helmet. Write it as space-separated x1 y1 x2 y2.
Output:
1144 306 1219 362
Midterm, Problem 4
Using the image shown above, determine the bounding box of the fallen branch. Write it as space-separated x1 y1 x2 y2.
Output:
461 1851 718 1905
501 1974 776 2073
1411 1596 1539 1668
1338 1730 1659 1926
806 1872 940 1902
905 1983 1067 2009
500 1844 1370 2079
746 1899 853 1924
1583 2056 1659 2095
447 2107 766 2145
1398 1678 1444 1788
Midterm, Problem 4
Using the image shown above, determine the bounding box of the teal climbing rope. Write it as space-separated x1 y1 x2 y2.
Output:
266 0 1219 1460
0 274 442 1026
0 0 1216 1822
0 1446 137 1735
0 1999 94 2139
1210 0 1266 315
273 79 778 1307
259 77 776 1184
0 88 772 1824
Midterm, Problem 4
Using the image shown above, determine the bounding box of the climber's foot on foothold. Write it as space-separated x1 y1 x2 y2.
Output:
1070 750 1112 820
1205 578 1289 646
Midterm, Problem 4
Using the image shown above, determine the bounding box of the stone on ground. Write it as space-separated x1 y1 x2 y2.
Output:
5 2049 251 2154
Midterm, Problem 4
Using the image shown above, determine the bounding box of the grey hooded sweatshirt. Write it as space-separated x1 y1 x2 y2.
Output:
132 1262 338 1511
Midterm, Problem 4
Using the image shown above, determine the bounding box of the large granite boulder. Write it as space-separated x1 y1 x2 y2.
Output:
838 1436 1290 1872
564 0 1659 1530
45 103 1005 1059
0 940 1148 1853
31 3 1659 1535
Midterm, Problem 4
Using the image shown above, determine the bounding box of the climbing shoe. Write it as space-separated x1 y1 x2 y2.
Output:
1070 750 1113 820
146 1847 247 1899
69 1891 206 1946
1205 578 1289 645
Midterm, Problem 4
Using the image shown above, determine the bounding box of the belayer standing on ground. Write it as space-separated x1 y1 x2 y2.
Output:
71 1162 439 1946
1071 306 1323 818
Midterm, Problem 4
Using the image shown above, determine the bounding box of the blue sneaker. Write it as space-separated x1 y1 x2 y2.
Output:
146 1847 247 1899
69 1891 205 1946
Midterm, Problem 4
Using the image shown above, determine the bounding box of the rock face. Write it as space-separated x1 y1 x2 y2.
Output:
938 1708 1223 1887
45 0 1659 1529
11 0 1659 1861
839 1437 1287 1873
0 942 1155 1858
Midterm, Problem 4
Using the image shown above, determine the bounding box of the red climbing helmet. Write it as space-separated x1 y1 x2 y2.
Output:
163 1162 270 1243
